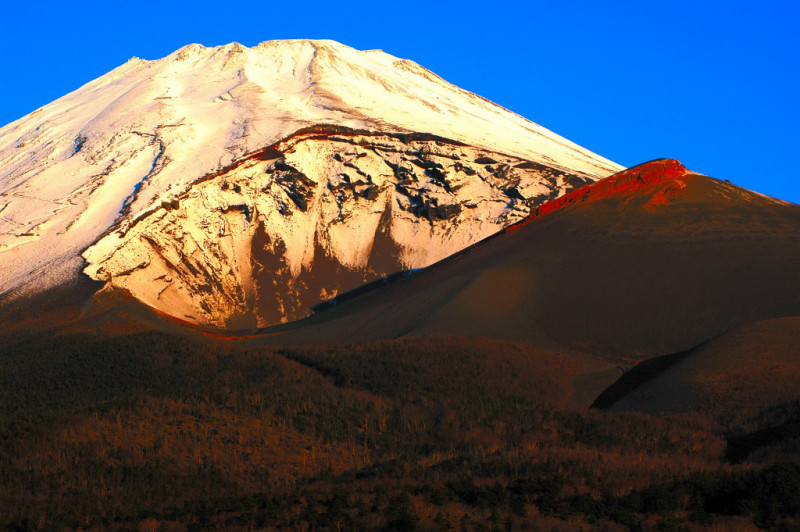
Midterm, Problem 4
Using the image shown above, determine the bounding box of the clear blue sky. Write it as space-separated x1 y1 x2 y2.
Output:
2 1 798 203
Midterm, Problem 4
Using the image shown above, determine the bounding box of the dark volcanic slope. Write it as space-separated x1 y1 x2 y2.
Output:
262 159 800 363
597 315 800 464
601 316 800 418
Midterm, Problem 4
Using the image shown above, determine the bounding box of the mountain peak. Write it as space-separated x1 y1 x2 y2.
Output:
173 43 208 60
506 159 689 232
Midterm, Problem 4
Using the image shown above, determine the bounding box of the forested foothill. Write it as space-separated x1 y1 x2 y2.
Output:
0 330 798 531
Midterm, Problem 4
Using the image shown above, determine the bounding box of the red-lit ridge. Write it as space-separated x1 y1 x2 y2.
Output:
505 159 688 233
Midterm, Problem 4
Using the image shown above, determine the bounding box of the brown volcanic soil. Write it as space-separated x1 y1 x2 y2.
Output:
596 315 800 464
258 160 800 368
602 316 800 420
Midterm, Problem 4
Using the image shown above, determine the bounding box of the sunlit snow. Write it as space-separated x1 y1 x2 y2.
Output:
0 39 622 299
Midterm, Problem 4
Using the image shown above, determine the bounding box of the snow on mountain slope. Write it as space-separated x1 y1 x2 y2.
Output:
0 39 622 324
83 128 594 328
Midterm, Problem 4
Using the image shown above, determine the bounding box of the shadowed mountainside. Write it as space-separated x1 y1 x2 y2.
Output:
595 316 800 464
598 316 800 418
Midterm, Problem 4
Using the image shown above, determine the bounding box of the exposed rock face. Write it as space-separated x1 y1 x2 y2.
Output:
83 128 593 328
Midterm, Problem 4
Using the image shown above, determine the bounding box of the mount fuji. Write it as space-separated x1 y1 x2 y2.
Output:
0 39 621 328
4 39 800 531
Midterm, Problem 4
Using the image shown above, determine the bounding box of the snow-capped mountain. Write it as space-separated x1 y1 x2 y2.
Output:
0 39 623 328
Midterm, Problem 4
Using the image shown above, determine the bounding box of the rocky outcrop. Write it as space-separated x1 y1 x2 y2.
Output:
83 128 593 329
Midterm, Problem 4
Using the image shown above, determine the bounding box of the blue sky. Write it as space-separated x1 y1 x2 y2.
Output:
2 1 798 203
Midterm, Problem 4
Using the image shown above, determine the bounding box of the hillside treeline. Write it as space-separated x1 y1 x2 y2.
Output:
0 331 797 531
